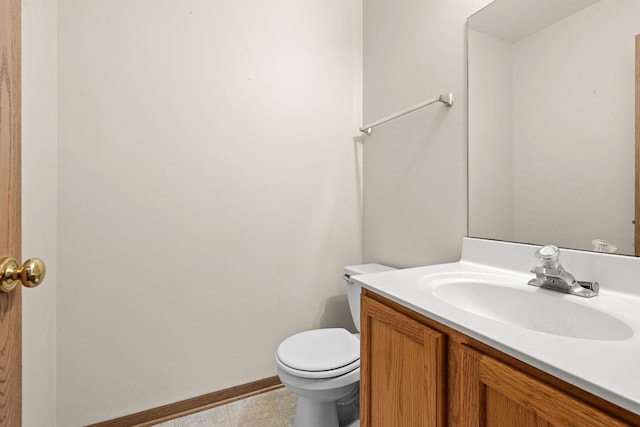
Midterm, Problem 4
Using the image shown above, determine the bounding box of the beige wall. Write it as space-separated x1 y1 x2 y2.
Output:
56 1 362 425
22 0 58 425
363 0 492 267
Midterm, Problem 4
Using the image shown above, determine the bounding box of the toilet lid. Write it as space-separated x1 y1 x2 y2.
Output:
277 328 359 373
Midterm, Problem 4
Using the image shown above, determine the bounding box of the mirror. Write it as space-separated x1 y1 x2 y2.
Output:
468 0 640 256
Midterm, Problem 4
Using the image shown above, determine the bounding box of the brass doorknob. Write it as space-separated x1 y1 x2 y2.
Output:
0 257 46 293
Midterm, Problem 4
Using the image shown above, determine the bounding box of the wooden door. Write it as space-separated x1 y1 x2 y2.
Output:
459 346 630 427
360 295 445 427
0 0 22 423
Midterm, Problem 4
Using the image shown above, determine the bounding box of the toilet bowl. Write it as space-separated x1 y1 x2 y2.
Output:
276 264 395 427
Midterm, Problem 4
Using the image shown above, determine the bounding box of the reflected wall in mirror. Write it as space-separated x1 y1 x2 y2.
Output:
468 0 640 256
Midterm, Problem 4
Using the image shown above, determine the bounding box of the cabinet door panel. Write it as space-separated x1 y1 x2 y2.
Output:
460 346 630 427
361 295 445 427
485 387 549 427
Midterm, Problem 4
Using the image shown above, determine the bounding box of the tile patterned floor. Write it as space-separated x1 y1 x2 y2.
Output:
154 387 296 427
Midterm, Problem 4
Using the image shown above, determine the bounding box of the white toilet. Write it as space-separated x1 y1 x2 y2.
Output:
275 263 395 427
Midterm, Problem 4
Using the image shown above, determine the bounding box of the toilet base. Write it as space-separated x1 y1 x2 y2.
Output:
294 397 339 427
292 389 359 427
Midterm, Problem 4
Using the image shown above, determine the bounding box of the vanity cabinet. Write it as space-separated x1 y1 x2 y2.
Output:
360 290 640 427
360 293 445 427
459 346 627 427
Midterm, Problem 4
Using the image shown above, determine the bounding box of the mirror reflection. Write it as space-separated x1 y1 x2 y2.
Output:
468 0 640 256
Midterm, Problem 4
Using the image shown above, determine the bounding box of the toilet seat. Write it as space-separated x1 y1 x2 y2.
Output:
277 355 360 379
276 328 360 379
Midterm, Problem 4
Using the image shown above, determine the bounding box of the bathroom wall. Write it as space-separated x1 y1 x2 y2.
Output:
363 0 493 267
22 0 58 425
57 1 362 425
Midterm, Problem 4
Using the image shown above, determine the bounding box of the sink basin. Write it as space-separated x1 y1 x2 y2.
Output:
421 272 633 341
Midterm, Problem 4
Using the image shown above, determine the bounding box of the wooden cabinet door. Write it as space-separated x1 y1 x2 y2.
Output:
360 295 445 427
459 346 630 427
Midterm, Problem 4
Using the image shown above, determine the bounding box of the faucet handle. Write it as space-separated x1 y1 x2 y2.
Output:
535 245 561 268
577 280 600 293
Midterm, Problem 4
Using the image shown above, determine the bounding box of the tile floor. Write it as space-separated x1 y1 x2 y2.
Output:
154 387 296 427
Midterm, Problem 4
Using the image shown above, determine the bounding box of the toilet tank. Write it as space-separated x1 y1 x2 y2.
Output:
343 263 396 332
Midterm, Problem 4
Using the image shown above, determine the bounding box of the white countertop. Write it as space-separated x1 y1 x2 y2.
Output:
354 238 640 415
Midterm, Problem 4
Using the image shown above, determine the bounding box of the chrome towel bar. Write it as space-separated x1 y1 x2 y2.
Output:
360 92 453 135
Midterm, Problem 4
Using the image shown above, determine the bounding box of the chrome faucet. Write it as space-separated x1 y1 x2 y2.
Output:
528 245 599 298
